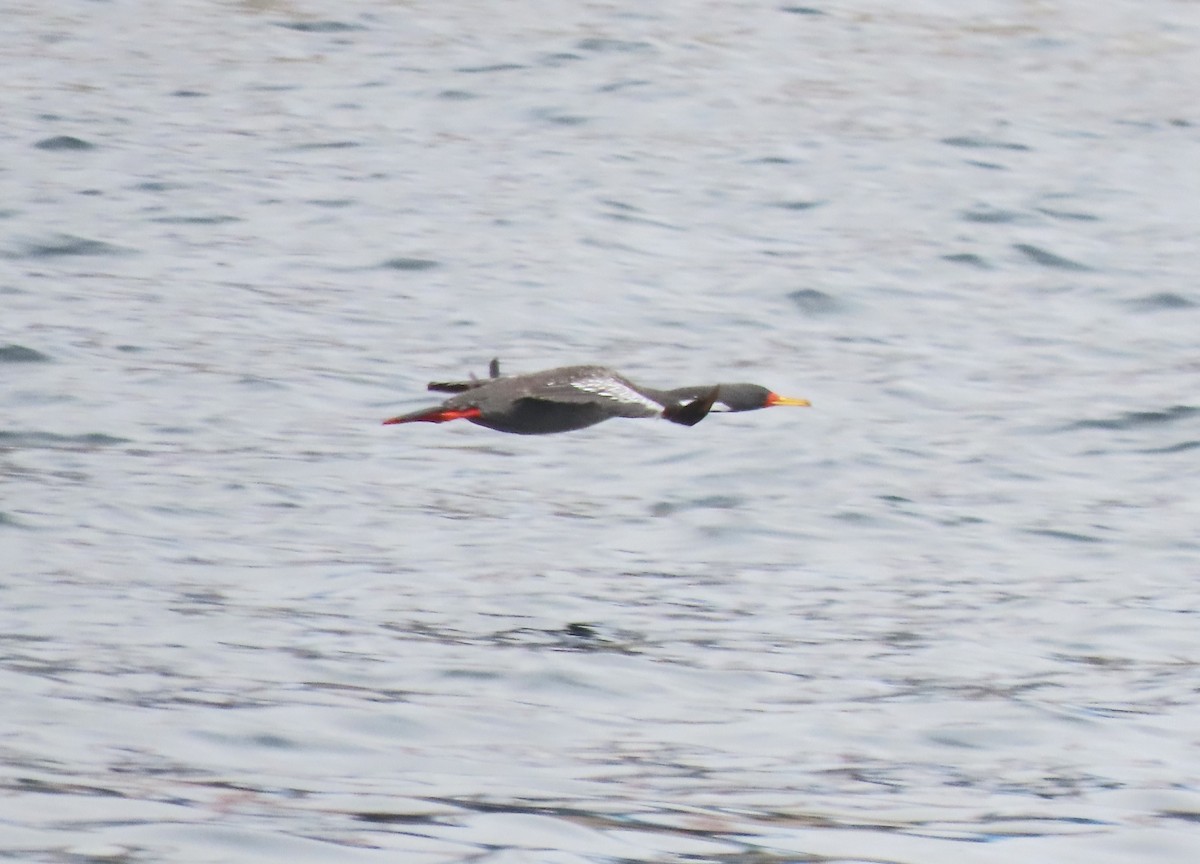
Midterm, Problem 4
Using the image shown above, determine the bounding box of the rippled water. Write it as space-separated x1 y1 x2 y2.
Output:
4 1 1200 861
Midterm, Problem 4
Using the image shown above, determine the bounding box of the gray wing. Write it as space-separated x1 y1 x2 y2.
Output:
514 373 663 419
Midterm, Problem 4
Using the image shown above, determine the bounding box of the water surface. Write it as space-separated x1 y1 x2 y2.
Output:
3 1 1199 861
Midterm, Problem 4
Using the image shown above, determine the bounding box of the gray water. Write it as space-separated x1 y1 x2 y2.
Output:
3 1 1200 861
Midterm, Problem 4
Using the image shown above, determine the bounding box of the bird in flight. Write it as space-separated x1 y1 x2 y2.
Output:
382 359 810 435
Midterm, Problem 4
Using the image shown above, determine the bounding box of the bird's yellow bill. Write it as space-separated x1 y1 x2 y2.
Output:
766 393 811 407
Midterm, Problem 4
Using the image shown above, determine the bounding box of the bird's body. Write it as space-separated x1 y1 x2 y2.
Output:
383 361 809 435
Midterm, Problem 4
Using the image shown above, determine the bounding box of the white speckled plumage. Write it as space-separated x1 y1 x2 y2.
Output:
569 375 665 415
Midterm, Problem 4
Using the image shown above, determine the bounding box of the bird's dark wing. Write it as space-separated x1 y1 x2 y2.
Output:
662 386 719 426
428 358 504 393
508 378 662 418
428 380 480 393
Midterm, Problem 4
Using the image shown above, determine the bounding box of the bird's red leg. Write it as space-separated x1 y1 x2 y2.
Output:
383 407 482 426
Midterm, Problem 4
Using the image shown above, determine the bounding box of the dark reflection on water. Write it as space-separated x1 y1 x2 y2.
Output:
13 234 131 258
276 21 367 33
1012 243 1092 271
941 136 1031 151
1065 405 1197 432
0 344 52 363
0 430 129 450
1127 291 1196 310
34 135 96 151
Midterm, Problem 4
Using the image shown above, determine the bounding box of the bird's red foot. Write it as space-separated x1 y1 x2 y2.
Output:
383 407 482 425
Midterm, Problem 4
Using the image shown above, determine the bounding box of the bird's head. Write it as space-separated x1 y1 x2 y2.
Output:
715 383 811 412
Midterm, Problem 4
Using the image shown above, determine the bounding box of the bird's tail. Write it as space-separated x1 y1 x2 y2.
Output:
662 386 719 427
